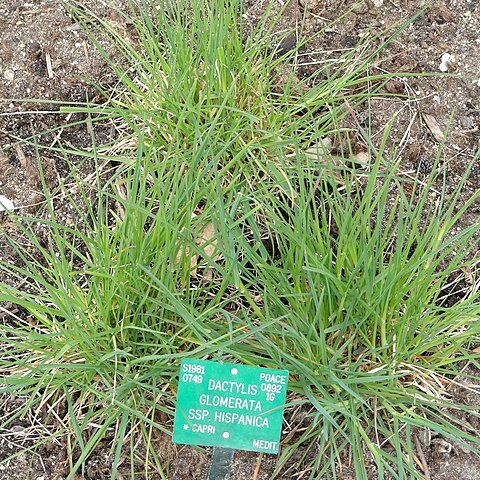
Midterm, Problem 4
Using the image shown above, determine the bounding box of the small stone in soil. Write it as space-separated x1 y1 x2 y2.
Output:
459 116 473 129
0 195 14 211
3 69 14 81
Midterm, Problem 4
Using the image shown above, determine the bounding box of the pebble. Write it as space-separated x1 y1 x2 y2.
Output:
0 195 15 212
460 116 473 129
439 53 451 72
66 23 82 32
276 34 296 55
3 69 14 81
10 425 26 434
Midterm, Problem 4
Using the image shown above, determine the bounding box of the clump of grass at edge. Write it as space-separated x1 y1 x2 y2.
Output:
1 0 479 479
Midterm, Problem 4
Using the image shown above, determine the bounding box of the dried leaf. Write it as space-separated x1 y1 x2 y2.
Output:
385 80 404 94
352 151 369 165
305 137 333 159
461 266 474 285
407 144 423 163
175 242 198 277
14 144 40 187
114 180 127 221
41 156 59 189
197 222 218 260
179 222 223 279
422 113 445 142
194 222 222 281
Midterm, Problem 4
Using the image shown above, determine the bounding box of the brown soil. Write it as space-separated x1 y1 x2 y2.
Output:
1 1 479 479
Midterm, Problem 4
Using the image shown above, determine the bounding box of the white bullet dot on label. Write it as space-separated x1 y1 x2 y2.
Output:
222 432 230 439
231 368 238 375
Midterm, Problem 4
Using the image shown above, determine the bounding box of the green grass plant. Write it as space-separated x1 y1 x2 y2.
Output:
1 0 479 479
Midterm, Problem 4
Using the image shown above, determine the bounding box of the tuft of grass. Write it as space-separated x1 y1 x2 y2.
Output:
244 140 480 478
1 0 479 479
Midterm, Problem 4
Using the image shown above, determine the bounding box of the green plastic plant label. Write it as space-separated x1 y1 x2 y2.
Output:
173 359 289 454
